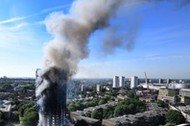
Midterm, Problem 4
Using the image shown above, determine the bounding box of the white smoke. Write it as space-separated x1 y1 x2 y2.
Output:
43 0 124 76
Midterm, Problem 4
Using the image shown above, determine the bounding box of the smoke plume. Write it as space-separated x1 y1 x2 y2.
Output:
177 0 190 7
43 0 125 75
43 0 190 72
102 18 141 54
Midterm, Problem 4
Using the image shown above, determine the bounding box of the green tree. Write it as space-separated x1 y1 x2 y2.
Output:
157 100 168 108
127 103 135 113
18 103 38 126
110 96 115 101
20 111 38 126
164 122 175 126
85 111 92 117
98 99 106 105
126 90 137 98
75 102 83 110
83 100 97 108
113 98 146 117
18 103 33 117
67 102 83 111
91 109 103 120
67 103 76 111
114 105 125 117
166 110 185 125
103 105 114 118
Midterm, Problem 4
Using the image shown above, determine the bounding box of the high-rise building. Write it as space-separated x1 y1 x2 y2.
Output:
96 84 102 92
119 76 125 87
130 76 138 89
159 79 163 84
81 84 85 92
113 76 119 88
36 67 68 126
167 79 171 84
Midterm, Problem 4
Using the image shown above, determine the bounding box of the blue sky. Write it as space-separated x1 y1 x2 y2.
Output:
0 0 190 79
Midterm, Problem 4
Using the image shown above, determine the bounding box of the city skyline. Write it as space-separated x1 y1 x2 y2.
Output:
0 0 190 79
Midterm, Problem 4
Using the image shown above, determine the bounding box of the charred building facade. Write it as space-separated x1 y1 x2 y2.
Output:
36 67 69 126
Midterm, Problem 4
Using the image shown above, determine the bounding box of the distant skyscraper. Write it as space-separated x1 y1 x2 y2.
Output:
113 76 119 88
96 84 101 92
119 76 125 87
130 76 138 89
159 79 163 84
81 84 85 92
167 79 171 84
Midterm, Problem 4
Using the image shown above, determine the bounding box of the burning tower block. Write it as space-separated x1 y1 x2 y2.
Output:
36 67 69 126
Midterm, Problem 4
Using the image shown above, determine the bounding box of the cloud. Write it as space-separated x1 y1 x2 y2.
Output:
0 22 45 50
40 4 70 14
9 22 29 30
0 4 70 25
143 55 190 60
0 4 70 34
0 16 27 25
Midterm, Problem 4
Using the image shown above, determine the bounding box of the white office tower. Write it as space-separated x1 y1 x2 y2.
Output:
96 84 101 92
159 79 163 84
130 76 138 89
167 79 171 84
119 76 125 87
113 76 119 88
81 84 85 92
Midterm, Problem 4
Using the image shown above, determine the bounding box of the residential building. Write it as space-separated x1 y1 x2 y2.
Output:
113 76 119 88
119 76 125 87
96 84 101 92
130 76 138 89
81 84 85 92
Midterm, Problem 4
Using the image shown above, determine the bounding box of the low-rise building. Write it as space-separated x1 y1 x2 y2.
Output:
158 88 179 103
70 112 101 126
102 103 167 126
180 89 190 105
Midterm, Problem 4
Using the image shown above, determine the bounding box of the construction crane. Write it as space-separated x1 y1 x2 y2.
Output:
144 72 149 97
